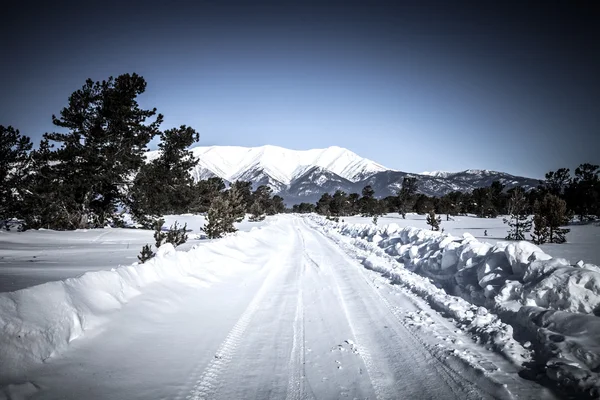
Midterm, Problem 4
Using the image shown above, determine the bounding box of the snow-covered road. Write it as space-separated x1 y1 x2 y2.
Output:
4 216 555 399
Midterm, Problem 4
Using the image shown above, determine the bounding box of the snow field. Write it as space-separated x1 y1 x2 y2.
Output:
308 215 600 397
0 217 277 383
0 214 273 292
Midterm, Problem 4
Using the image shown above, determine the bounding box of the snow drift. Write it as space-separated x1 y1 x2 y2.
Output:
0 221 275 383
309 215 600 397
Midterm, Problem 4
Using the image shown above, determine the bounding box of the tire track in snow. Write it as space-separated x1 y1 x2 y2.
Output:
285 285 308 400
316 221 497 400
182 257 282 400
297 220 387 400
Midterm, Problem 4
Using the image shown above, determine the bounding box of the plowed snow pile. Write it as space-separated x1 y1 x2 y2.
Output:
0 222 274 383
309 215 600 397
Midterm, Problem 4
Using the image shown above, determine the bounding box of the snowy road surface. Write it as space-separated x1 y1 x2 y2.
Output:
8 216 555 399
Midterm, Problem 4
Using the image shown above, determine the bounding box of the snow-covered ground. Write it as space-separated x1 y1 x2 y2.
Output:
313 214 600 397
0 215 272 292
0 215 561 399
1 213 598 398
342 213 600 266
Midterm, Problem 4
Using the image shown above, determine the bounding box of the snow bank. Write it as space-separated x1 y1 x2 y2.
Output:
309 215 600 397
0 220 276 383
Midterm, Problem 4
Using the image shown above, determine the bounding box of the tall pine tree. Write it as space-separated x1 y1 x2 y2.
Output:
129 125 199 223
39 73 163 229
0 126 33 224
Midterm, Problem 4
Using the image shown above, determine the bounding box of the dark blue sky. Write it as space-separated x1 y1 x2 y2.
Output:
1 0 598 178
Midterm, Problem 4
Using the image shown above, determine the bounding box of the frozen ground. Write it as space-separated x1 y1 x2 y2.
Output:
0 215 559 399
0 215 271 292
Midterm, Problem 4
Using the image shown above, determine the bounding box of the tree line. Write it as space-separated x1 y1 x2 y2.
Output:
306 167 599 244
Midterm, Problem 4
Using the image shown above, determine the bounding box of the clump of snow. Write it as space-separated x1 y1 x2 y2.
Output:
309 214 600 397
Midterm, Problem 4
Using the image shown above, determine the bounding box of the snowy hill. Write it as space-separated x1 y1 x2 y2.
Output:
147 145 539 204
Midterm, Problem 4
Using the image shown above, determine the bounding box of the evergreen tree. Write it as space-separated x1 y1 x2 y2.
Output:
531 212 549 245
316 193 332 215
426 209 442 231
165 221 188 247
252 185 273 212
192 177 226 213
568 163 599 221
397 177 417 218
202 196 237 238
226 185 246 223
531 193 570 244
35 74 163 229
0 126 33 223
359 185 380 217
414 194 433 215
230 181 253 210
490 181 507 214
330 190 349 216
543 168 571 196
138 244 155 263
503 187 532 240
19 138 68 229
348 193 361 215
268 195 286 215
438 195 453 221
293 203 315 213
153 218 168 248
248 201 266 222
129 125 199 222
472 187 497 218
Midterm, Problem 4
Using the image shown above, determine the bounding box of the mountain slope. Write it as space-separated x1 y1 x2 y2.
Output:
147 145 539 204
148 145 391 185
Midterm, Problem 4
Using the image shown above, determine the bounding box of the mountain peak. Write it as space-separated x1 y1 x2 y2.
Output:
174 145 390 185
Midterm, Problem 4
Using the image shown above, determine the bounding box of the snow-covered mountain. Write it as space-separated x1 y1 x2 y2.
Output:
147 145 539 204
148 145 390 185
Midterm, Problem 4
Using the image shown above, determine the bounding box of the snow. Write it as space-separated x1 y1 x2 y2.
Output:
311 214 600 397
0 215 557 399
0 214 273 292
338 213 600 266
146 145 391 184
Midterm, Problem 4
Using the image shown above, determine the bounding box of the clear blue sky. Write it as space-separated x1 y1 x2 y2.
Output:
1 0 598 179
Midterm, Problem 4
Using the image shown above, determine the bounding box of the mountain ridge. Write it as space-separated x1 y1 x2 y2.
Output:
146 145 539 205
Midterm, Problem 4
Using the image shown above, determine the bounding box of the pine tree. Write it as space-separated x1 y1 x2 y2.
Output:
426 210 441 231
192 177 226 213
138 244 155 263
269 195 286 215
165 221 188 247
503 187 532 240
226 185 246 223
397 177 417 218
359 185 380 217
568 163 599 222
153 218 167 248
531 213 548 245
203 196 237 238
248 201 266 222
129 125 199 221
316 193 332 215
330 190 349 216
252 185 273 214
0 126 33 224
531 193 570 244
35 74 163 229
230 181 253 210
